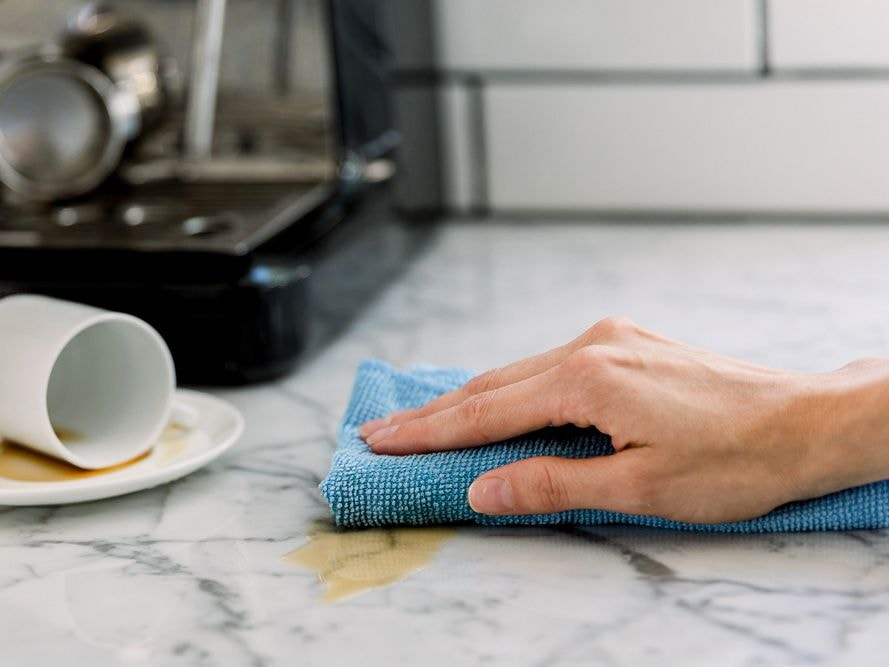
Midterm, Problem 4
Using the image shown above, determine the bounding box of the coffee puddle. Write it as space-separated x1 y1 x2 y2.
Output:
282 523 457 603
0 426 189 482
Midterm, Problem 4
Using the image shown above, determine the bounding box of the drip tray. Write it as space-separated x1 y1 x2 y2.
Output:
0 180 336 254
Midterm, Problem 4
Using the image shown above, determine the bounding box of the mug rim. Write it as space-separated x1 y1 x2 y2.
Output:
41 311 176 469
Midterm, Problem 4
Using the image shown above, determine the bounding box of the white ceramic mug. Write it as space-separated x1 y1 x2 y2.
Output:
0 295 193 469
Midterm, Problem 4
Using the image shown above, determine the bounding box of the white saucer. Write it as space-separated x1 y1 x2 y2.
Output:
0 389 244 506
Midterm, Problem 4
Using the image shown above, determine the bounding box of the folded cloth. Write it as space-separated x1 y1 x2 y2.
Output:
321 360 889 532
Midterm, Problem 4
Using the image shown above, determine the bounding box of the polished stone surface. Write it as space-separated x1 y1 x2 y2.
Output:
3 221 889 666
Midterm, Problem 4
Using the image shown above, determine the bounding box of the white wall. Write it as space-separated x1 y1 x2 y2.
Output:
411 0 889 215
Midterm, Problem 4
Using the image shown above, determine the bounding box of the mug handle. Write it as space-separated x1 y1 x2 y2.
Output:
170 401 199 429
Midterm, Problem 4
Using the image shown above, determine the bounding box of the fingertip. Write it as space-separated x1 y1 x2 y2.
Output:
358 415 392 439
367 438 408 456
365 434 390 454
365 424 400 447
468 476 515 514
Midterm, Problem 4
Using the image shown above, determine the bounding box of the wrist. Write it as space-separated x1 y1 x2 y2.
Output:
804 358 889 496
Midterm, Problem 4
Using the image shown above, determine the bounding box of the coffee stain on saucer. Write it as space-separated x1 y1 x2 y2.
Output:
282 522 456 603
153 426 190 466
0 425 190 482
0 443 150 482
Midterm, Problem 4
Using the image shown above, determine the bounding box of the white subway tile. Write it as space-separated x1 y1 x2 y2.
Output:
769 0 889 69
485 82 889 212
434 0 760 71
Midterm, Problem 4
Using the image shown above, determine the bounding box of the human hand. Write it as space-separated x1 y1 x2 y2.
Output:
359 318 889 523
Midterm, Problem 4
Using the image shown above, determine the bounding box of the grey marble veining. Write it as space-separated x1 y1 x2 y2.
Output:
3 220 889 666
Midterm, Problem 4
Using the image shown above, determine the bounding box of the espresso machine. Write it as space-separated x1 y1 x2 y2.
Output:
0 0 411 384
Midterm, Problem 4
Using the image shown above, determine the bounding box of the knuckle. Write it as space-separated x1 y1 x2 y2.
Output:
585 317 637 342
463 368 502 395
459 392 497 443
556 348 621 426
562 346 615 375
564 345 644 377
529 462 572 513
842 357 889 372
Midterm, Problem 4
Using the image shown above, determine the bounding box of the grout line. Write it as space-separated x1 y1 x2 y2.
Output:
441 208 889 224
394 67 889 87
758 0 772 77
768 68 889 80
396 69 761 86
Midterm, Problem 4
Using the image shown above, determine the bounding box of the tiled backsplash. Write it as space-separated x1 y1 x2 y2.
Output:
390 0 889 216
484 82 889 213
4 1 887 216
768 0 889 69
434 0 761 72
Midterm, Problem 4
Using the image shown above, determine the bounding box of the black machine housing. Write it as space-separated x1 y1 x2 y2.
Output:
0 0 415 384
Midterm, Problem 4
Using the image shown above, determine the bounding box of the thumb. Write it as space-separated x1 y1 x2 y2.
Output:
467 455 637 516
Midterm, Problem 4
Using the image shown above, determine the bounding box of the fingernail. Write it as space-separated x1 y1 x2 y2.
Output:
366 424 399 446
359 415 392 439
468 477 514 514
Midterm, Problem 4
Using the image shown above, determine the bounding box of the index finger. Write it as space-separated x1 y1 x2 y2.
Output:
367 364 569 455
359 343 577 439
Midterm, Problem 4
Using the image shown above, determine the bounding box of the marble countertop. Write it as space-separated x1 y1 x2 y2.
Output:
4 220 889 666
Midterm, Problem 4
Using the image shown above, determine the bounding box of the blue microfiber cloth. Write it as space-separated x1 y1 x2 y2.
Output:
321 359 889 532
